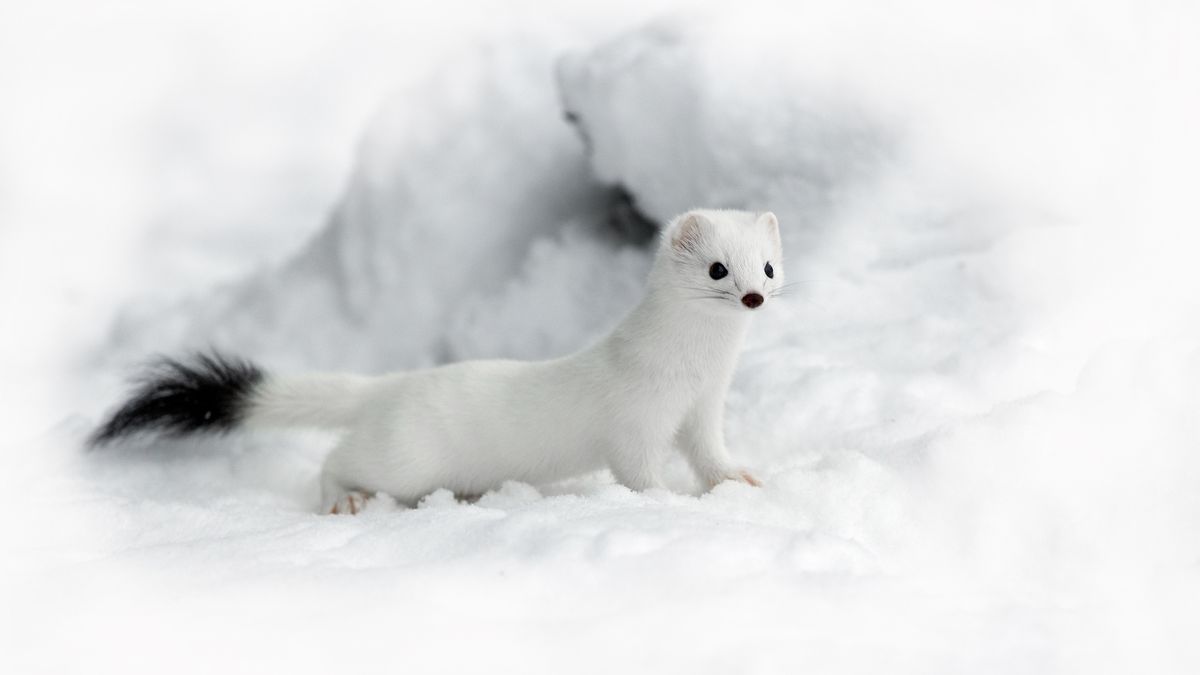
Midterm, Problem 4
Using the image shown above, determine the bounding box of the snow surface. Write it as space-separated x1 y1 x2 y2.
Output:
4 1 1200 673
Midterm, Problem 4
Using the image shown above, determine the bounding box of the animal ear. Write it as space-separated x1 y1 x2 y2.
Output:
671 212 709 251
757 211 779 232
758 211 781 246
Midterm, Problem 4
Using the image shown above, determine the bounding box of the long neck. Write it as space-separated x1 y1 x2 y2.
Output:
601 262 750 380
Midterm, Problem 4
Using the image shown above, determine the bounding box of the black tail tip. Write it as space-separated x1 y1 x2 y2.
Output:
90 350 265 447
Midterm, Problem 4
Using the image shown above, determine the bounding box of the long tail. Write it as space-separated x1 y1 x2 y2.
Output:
90 351 369 446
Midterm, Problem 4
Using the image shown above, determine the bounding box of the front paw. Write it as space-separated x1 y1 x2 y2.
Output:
735 470 762 487
709 469 762 490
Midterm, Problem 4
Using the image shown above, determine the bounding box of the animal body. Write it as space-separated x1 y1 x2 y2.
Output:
93 209 785 513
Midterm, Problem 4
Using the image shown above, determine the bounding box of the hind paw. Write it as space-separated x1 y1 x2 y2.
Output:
329 491 371 515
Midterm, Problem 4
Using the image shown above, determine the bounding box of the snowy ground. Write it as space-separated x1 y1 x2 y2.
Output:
3 1 1200 673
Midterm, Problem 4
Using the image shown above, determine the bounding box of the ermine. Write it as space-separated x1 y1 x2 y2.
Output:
92 209 784 514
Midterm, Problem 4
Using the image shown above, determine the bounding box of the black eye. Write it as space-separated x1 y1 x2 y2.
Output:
709 262 728 280
764 262 774 279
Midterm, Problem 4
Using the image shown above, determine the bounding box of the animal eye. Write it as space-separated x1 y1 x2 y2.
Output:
709 262 728 280
764 262 774 279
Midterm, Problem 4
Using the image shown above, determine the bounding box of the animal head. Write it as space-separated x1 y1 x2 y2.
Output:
660 209 784 313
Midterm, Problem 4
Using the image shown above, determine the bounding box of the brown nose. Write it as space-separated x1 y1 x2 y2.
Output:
741 293 764 309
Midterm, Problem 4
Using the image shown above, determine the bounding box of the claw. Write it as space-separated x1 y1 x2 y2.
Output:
328 491 369 515
709 469 762 490
739 471 762 487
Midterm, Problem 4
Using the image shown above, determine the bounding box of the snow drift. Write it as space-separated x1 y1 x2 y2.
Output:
106 35 650 373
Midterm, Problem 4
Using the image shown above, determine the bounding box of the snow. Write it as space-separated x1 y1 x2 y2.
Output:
4 1 1200 673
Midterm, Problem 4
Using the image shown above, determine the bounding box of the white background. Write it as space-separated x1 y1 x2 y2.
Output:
3 1 1199 673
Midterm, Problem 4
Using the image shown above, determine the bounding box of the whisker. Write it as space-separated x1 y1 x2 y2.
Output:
768 280 817 298
679 285 735 297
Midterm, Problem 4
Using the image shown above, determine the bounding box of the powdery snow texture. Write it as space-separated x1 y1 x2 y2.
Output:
6 3 1200 674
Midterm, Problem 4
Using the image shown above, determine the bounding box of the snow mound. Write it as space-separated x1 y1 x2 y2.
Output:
557 16 894 236
107 36 646 374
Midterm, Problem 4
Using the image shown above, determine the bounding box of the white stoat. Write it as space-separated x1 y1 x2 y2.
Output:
92 209 785 513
